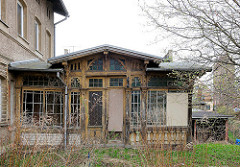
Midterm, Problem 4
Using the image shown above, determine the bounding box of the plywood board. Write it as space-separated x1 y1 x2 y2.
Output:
108 89 123 131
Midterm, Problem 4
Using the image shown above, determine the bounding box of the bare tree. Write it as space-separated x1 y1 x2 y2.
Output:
140 0 240 113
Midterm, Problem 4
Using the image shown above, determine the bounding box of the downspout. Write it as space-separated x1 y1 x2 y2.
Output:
57 72 68 149
54 16 69 57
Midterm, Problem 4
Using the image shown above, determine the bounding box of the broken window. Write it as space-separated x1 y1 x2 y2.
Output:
45 91 63 126
89 79 103 87
89 91 102 126
70 92 81 127
71 78 80 88
23 90 43 125
110 58 125 71
147 91 166 126
132 77 141 87
110 78 123 86
131 91 141 126
88 58 103 71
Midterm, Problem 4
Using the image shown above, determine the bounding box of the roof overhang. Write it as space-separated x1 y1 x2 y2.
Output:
147 61 212 72
192 111 233 119
48 44 163 64
49 0 69 17
9 67 64 73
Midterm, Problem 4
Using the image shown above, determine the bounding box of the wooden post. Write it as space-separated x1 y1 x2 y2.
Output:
225 119 229 142
194 120 197 142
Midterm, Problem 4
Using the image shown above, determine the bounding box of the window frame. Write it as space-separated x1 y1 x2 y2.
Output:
109 58 126 71
89 78 103 88
147 90 167 127
70 92 81 128
34 19 41 51
17 1 24 37
21 89 64 127
110 78 124 87
88 91 103 127
130 90 141 127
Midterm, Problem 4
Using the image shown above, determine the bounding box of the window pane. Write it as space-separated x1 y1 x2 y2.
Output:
70 92 81 127
89 91 102 126
22 91 43 125
110 78 123 87
89 79 102 87
17 2 23 36
131 91 141 126
147 91 166 126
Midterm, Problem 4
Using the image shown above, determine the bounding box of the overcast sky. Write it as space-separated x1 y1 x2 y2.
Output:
55 0 171 57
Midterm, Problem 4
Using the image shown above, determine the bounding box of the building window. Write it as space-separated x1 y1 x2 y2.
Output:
147 91 166 126
47 7 51 19
89 91 102 126
17 0 27 38
110 78 123 87
131 91 141 126
132 77 141 87
45 92 63 126
35 19 41 51
70 92 81 127
89 79 103 87
23 90 43 125
46 31 51 58
88 58 103 71
71 78 80 88
23 76 64 87
22 90 63 127
70 62 81 71
110 58 125 71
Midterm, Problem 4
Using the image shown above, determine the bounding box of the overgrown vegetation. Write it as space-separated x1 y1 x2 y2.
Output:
1 142 239 166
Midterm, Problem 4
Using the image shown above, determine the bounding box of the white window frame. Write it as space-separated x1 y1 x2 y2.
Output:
17 1 24 37
35 20 40 51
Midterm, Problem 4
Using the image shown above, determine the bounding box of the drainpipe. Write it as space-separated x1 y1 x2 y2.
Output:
54 16 69 57
57 72 68 149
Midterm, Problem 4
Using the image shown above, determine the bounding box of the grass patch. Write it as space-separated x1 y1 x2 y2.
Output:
1 143 239 166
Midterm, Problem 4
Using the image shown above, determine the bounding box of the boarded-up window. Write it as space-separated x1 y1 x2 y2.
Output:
131 91 141 126
147 91 166 126
108 89 123 131
70 92 81 127
166 93 188 126
89 91 102 126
